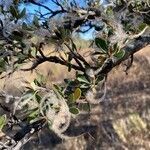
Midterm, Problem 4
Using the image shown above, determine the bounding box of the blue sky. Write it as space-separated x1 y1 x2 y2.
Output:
19 0 105 40
20 0 87 15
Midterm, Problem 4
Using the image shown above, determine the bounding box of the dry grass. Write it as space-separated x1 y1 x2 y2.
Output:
0 46 150 149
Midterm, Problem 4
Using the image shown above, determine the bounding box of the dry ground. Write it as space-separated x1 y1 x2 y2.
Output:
0 46 150 150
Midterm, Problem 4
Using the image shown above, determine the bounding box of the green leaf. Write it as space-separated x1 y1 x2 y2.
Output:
69 107 80 115
0 115 6 131
0 58 6 73
29 118 41 124
81 103 91 111
22 91 34 100
22 22 34 31
22 22 28 29
33 16 39 27
113 43 120 53
28 109 38 117
68 93 75 104
95 38 108 53
0 58 5 67
53 84 61 91
28 108 39 121
114 49 125 59
108 28 114 37
53 84 64 97
138 23 147 31
0 6 2 13
74 88 81 101
77 74 90 84
34 94 41 103
106 7 114 16
17 53 27 61
71 41 77 51
31 47 37 58
68 63 72 72
64 79 71 84
34 78 41 86
80 84 90 89
10 6 18 18
19 8 26 18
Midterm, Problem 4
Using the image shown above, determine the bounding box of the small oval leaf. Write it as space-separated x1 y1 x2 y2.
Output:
19 8 26 18
31 48 37 58
95 38 108 53
114 49 125 59
79 103 91 112
77 74 90 84
10 6 18 18
138 23 147 31
74 88 81 101
0 115 7 131
33 16 39 27
69 107 80 115
68 93 75 104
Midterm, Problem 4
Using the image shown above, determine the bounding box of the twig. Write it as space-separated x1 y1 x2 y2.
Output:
0 142 10 149
13 118 46 142
64 42 90 67
124 54 134 75
130 26 149 39
21 55 85 72
51 0 64 11
27 0 53 13
95 36 150 76
49 9 68 19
